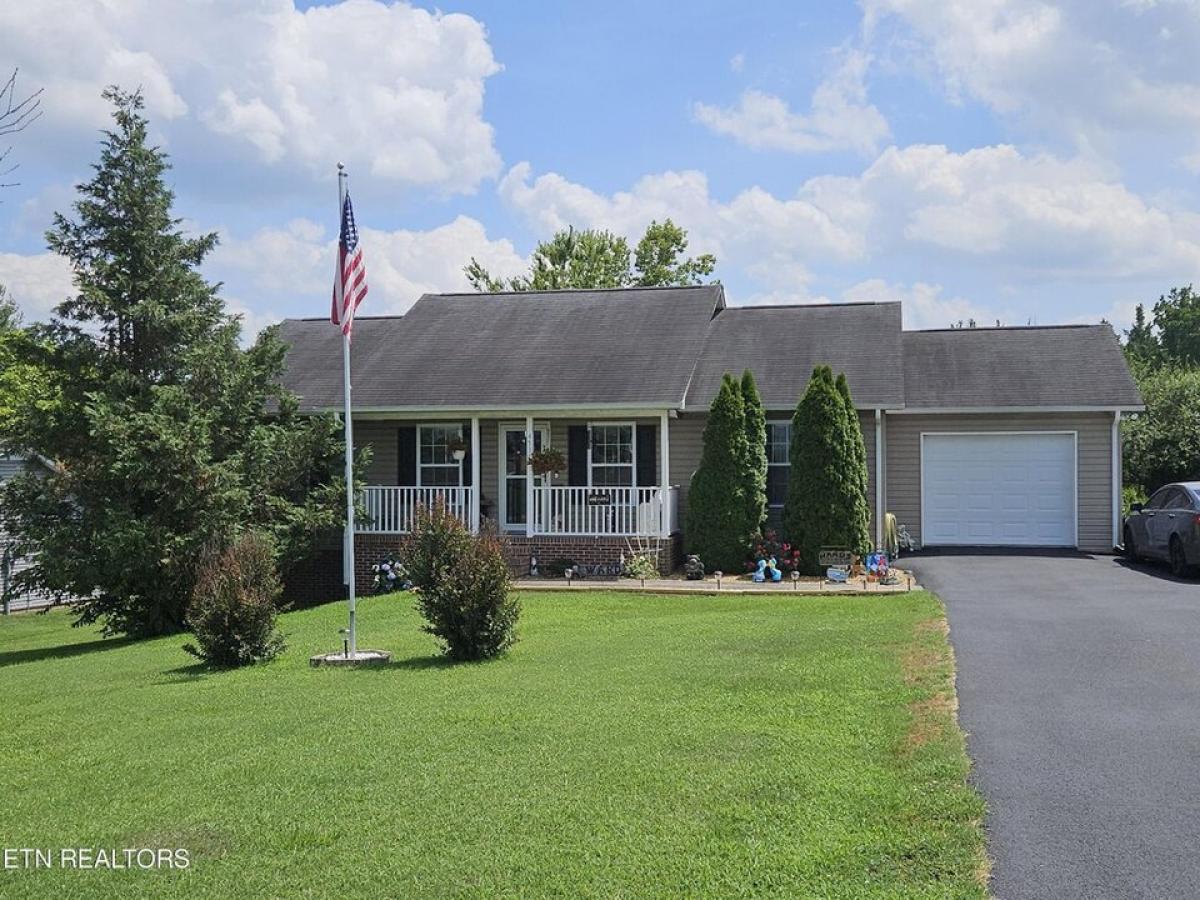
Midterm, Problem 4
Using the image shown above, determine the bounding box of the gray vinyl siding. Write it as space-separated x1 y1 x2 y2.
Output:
884 412 1114 552
2 456 50 610
355 421 399 485
669 410 882 542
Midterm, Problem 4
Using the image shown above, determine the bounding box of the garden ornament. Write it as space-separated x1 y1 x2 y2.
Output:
684 554 705 580
766 557 782 582
752 559 767 583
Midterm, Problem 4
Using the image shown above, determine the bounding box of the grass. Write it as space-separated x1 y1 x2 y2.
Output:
0 591 986 898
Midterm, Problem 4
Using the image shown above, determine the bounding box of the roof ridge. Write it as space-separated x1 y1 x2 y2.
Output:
911 323 1103 333
425 284 723 299
282 315 406 323
724 300 901 311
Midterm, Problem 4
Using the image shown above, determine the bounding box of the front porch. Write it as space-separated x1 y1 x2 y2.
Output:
352 413 680 540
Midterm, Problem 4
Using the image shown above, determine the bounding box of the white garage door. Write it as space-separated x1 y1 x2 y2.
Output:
922 432 1077 547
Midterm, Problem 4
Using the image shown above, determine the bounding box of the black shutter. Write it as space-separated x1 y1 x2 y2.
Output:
461 422 472 486
567 426 588 486
636 424 656 487
397 426 417 485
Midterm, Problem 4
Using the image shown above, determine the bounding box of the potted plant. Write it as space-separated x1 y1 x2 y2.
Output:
447 436 467 462
529 447 566 478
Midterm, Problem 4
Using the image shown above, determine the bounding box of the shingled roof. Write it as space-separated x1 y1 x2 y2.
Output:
903 325 1143 409
683 302 904 410
278 284 723 411
277 287 1142 412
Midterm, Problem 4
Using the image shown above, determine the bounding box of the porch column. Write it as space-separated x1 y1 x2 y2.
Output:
660 411 671 537
875 409 885 548
1112 410 1122 547
525 414 534 538
470 416 481 533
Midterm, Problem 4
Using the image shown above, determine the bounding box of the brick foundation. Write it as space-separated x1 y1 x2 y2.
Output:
503 533 682 578
281 531 685 604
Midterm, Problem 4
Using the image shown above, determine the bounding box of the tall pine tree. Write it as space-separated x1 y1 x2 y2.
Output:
835 373 872 556
782 366 867 574
685 373 752 571
740 369 767 537
0 88 348 637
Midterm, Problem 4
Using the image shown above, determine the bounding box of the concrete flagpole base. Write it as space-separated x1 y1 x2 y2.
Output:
309 649 391 668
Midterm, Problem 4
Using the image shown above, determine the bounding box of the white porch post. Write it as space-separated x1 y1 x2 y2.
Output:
525 414 534 537
1112 410 1122 547
470 416 481 533
875 409 885 549
659 410 671 537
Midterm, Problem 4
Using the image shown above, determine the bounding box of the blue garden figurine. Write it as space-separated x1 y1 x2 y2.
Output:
766 556 782 582
752 559 767 583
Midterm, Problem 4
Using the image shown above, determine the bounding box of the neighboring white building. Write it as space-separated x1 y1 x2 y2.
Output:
1 454 52 612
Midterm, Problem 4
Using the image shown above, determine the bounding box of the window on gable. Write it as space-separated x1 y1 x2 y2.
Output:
418 424 463 487
766 421 791 508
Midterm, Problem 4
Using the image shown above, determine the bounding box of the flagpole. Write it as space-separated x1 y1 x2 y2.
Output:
338 162 357 657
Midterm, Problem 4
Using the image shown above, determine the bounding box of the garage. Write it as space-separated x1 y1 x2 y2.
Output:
921 432 1077 547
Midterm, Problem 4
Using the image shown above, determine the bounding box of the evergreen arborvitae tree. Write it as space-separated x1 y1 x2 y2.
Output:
685 373 752 572
835 372 873 556
740 369 767 537
0 88 348 637
782 366 865 574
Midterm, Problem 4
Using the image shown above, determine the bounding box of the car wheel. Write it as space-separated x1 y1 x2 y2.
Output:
1169 537 1193 578
1124 526 1141 562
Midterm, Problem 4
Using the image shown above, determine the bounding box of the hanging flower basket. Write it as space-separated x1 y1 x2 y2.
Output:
447 436 467 462
529 447 566 477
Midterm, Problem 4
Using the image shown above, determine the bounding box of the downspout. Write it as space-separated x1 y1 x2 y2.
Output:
1112 410 1122 549
875 409 885 549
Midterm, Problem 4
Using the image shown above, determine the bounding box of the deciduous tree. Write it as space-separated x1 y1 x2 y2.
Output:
466 219 716 292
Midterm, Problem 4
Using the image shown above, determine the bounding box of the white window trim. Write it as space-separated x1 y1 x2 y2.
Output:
416 423 464 488
587 421 637 488
766 418 792 509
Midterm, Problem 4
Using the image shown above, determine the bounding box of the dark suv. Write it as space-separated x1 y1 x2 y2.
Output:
1124 482 1200 578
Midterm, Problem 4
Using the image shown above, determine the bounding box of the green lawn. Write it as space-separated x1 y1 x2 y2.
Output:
0 591 986 898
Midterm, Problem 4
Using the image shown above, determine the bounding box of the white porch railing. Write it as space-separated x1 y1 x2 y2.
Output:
359 486 472 534
531 486 679 537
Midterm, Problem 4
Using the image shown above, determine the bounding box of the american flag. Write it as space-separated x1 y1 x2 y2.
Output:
330 192 367 337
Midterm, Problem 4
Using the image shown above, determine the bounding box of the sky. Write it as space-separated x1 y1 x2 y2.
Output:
1 0 1199 338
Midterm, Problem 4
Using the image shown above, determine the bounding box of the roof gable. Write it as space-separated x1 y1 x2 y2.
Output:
902 325 1143 409
279 285 723 410
684 302 905 410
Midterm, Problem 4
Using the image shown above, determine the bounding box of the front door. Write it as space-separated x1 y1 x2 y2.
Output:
501 425 549 531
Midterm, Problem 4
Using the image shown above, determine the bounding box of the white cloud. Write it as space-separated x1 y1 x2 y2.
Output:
841 278 999 329
694 50 890 155
210 215 527 318
498 161 865 271
0 0 502 193
863 0 1200 161
0 252 74 319
729 53 745 73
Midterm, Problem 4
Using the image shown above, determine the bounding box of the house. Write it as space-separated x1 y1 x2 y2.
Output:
1 453 54 612
277 284 1142 586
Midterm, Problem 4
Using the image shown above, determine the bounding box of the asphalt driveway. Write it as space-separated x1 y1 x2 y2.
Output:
907 552 1200 900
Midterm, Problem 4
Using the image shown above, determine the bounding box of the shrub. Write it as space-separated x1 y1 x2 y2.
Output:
783 366 871 574
686 373 753 572
835 373 873 556
741 369 768 537
184 533 286 667
405 503 519 661
543 557 577 577
371 552 410 594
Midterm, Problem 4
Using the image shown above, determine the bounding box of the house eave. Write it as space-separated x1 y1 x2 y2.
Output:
889 404 1145 415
